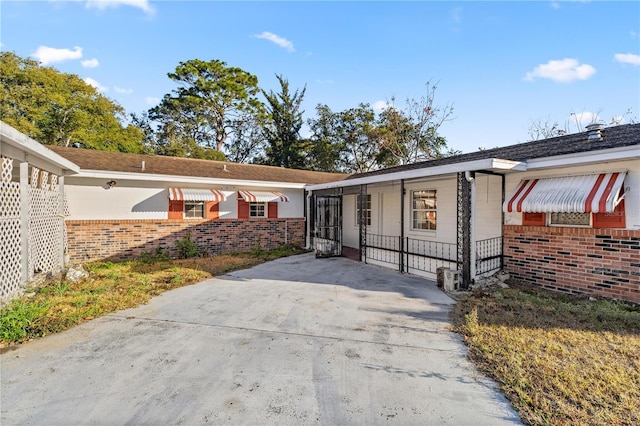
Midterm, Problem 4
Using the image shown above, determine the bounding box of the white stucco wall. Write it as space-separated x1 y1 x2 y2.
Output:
503 159 639 230
63 177 305 220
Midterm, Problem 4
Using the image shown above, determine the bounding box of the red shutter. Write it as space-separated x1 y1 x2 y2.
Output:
522 212 545 226
593 199 625 229
238 198 249 219
168 200 183 219
267 202 278 218
205 201 219 219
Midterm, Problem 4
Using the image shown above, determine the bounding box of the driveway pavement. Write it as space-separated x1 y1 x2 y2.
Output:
1 253 521 425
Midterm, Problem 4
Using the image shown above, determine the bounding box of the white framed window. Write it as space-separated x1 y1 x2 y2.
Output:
356 194 371 226
249 202 266 218
549 212 591 227
412 190 437 230
184 201 205 219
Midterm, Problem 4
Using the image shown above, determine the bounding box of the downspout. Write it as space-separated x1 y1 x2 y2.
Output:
305 190 312 250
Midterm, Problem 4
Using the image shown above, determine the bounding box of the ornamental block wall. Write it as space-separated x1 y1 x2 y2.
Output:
503 225 640 304
65 218 305 263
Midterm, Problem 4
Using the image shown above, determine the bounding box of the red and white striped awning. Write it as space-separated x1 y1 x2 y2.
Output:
503 172 626 214
238 190 289 203
169 188 227 202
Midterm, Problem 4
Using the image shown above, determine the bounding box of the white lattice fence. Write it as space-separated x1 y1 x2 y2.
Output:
1 156 22 298
28 167 63 280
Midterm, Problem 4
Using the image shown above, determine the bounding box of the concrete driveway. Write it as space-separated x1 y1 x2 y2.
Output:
1 253 521 425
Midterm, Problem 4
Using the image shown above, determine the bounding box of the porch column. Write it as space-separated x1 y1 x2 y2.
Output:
399 179 405 273
457 171 474 289
19 161 29 286
358 184 367 262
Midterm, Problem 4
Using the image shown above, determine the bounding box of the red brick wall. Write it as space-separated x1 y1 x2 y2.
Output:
66 218 306 263
503 225 640 304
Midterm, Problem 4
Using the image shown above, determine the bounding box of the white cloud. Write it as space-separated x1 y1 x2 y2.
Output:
255 32 295 52
550 1 561 9
372 100 391 112
85 0 155 15
450 7 463 23
614 53 640 66
31 45 82 65
84 77 108 92
145 96 160 105
524 58 596 83
631 30 638 38
81 58 99 68
114 86 133 94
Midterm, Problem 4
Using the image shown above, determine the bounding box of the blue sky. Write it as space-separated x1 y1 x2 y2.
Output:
2 0 639 153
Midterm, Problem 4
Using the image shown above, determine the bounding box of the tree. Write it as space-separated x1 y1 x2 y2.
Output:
527 108 637 141
305 104 346 172
149 59 266 154
0 51 144 152
377 81 454 165
224 112 266 163
261 75 307 168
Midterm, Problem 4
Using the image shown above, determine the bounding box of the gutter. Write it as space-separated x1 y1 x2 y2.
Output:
306 158 526 191
69 169 311 189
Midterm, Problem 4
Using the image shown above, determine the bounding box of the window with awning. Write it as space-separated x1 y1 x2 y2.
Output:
168 188 227 220
503 172 626 214
238 191 289 203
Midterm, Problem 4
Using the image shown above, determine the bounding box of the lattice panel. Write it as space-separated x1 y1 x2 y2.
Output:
1 156 22 298
28 167 63 279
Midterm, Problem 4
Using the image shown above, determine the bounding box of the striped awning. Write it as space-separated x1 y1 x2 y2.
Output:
503 172 626 214
169 188 227 202
238 190 289 203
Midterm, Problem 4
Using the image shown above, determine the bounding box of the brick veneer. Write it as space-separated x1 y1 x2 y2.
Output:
503 225 640 304
65 218 306 263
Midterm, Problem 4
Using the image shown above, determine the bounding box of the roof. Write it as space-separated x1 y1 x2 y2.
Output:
349 123 640 180
48 146 348 185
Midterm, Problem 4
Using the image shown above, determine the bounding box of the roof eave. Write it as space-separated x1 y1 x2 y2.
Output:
526 145 640 170
306 158 526 191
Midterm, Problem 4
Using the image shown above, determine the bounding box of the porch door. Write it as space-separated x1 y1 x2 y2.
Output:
314 195 342 257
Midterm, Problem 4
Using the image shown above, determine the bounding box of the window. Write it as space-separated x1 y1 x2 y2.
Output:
412 190 437 230
184 201 205 219
356 194 371 226
249 202 266 218
549 212 591 227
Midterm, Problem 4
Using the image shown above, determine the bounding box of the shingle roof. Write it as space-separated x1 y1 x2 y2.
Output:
348 123 640 180
48 146 348 185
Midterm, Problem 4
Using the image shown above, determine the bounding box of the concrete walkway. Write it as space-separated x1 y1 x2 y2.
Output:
1 253 521 425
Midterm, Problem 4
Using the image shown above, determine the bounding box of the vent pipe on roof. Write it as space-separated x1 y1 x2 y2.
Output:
223 164 228 172
141 161 146 171
586 123 604 141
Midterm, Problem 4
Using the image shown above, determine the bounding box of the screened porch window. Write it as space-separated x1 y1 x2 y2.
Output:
356 194 371 226
412 190 437 230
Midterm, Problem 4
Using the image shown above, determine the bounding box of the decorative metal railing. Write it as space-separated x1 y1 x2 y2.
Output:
364 233 457 274
475 236 503 275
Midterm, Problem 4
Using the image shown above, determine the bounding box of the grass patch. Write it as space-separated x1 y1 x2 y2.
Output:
1 245 308 347
452 282 640 426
